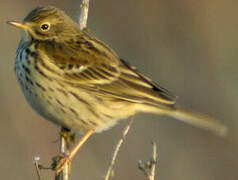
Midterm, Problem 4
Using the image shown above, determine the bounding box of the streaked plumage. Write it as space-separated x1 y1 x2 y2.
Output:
9 6 226 135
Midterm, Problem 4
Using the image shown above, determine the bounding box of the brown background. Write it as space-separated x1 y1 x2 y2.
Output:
1 0 238 179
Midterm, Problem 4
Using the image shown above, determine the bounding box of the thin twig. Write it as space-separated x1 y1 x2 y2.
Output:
149 142 158 180
56 133 69 180
56 1 91 179
61 135 69 180
79 0 90 30
34 156 41 180
138 142 158 180
105 118 134 180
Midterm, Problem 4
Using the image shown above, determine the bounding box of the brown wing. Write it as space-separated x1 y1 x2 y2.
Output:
40 32 176 106
38 31 121 85
92 59 176 106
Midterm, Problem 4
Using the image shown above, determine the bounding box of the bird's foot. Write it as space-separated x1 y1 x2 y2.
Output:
60 128 76 148
51 153 71 175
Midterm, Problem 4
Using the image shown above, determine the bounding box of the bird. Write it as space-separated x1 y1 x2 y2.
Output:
7 6 226 174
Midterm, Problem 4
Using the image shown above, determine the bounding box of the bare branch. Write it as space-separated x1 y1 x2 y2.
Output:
55 1 91 179
79 0 90 30
105 118 134 180
56 133 69 180
60 135 69 180
149 142 158 180
138 142 158 180
34 156 41 180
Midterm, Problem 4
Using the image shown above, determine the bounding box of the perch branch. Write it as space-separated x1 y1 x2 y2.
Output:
56 1 90 179
56 134 69 180
79 0 90 30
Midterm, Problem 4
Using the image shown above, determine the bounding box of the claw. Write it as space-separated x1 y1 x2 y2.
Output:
55 154 71 175
51 154 71 175
52 129 94 175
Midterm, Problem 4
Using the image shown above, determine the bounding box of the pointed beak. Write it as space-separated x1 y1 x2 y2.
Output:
7 21 28 30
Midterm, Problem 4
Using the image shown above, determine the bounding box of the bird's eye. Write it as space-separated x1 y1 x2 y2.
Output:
40 23 50 31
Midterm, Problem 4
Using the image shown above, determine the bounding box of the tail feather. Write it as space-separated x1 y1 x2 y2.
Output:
169 107 227 136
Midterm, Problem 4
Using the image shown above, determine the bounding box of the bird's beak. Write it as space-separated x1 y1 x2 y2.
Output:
7 21 28 30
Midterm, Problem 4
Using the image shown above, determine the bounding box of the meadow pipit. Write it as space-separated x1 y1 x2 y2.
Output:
8 6 226 173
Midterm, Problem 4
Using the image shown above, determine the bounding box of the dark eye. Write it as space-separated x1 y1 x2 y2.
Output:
40 23 50 31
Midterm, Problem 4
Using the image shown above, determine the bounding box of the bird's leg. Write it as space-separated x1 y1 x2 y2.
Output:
55 129 94 175
60 127 76 149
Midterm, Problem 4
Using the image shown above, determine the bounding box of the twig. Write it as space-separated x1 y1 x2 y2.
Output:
34 156 41 180
79 0 90 30
138 142 158 180
60 134 69 180
56 133 69 180
56 1 91 179
105 118 134 180
149 142 157 180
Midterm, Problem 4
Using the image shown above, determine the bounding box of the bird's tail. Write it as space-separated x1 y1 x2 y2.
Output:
169 107 227 136
141 105 227 136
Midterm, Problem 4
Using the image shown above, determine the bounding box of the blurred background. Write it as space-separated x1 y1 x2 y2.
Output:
1 0 238 179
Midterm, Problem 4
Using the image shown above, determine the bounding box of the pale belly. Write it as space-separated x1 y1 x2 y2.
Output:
15 67 136 132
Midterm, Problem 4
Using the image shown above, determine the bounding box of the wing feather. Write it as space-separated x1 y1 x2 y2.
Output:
40 31 176 106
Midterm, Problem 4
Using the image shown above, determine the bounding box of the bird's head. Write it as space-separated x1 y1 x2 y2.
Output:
7 6 80 41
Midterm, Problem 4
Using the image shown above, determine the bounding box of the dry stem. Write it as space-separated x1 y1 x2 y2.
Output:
56 1 90 179
56 135 69 180
104 118 134 180
79 0 90 30
149 142 158 180
34 156 41 180
138 142 158 180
